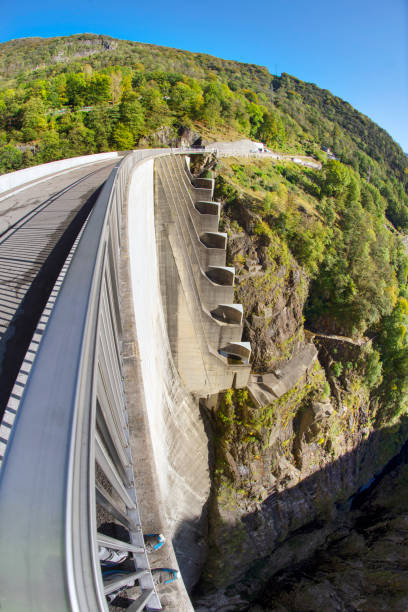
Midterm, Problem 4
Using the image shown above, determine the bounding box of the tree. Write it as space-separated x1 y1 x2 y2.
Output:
140 86 168 130
112 123 134 150
376 297 408 421
257 110 285 145
21 97 47 141
87 73 111 104
322 159 351 197
39 129 62 162
84 108 113 151
66 73 87 108
119 92 145 139
47 74 67 107
201 82 223 126
247 102 265 138
25 79 48 101
169 82 201 119
60 117 94 157
0 144 23 172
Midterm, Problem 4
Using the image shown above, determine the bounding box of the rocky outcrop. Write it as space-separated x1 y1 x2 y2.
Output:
251 444 408 612
139 125 206 149
221 200 308 373
139 125 180 147
248 343 318 406
193 172 408 610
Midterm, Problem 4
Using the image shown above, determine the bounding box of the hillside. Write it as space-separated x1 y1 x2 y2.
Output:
0 35 407 223
191 152 408 608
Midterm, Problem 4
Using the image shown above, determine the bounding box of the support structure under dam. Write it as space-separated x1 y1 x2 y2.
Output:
0 143 255 611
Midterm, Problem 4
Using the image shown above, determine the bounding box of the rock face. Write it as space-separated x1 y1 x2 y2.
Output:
252 449 408 612
221 197 308 373
193 173 408 610
138 125 206 148
194 414 408 610
139 125 180 147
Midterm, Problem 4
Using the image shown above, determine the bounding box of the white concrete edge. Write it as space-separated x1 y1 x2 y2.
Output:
208 266 235 273
229 341 251 349
218 303 243 312
205 231 228 238
0 152 119 195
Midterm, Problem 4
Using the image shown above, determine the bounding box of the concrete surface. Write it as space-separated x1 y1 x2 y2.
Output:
248 343 318 407
0 160 117 414
0 151 119 194
155 154 251 394
0 160 116 340
122 158 211 609
0 159 118 236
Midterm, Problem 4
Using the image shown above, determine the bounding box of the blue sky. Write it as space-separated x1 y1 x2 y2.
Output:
1 0 407 151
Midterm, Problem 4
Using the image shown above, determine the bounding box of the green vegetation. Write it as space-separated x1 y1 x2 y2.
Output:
0 35 291 171
0 36 406 199
216 153 408 424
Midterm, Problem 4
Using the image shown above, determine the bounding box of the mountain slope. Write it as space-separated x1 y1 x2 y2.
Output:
0 35 406 205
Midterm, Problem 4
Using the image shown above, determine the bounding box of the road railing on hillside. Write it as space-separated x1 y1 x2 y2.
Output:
199 142 321 169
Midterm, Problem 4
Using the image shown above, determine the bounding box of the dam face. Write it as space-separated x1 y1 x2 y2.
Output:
124 153 250 596
154 155 251 395
124 158 212 595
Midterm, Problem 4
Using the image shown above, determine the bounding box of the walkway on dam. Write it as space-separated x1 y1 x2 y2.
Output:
0 158 118 440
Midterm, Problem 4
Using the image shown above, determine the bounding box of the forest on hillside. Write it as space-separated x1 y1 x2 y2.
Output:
1 35 408 419
216 156 408 425
0 35 406 224
1 37 408 377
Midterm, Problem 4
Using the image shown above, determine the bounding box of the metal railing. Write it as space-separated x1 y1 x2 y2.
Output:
0 152 168 611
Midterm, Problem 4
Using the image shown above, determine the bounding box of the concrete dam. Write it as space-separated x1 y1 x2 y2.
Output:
0 143 255 611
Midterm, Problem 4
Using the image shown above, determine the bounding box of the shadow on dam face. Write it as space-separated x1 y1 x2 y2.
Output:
173 503 210 592
172 401 216 591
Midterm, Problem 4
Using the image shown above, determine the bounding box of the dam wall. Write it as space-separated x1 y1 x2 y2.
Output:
155 154 251 396
0 147 251 609
123 157 211 601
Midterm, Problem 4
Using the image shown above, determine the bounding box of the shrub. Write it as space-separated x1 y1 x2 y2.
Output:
332 361 343 377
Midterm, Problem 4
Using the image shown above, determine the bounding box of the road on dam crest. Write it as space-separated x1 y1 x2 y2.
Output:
0 159 117 417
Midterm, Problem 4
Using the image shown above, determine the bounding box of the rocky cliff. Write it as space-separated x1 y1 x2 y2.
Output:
251 443 408 612
191 156 408 610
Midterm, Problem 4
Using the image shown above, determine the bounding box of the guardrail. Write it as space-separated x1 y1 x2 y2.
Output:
0 151 172 611
0 151 120 195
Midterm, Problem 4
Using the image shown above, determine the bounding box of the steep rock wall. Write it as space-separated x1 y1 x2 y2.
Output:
192 163 408 610
253 444 408 612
